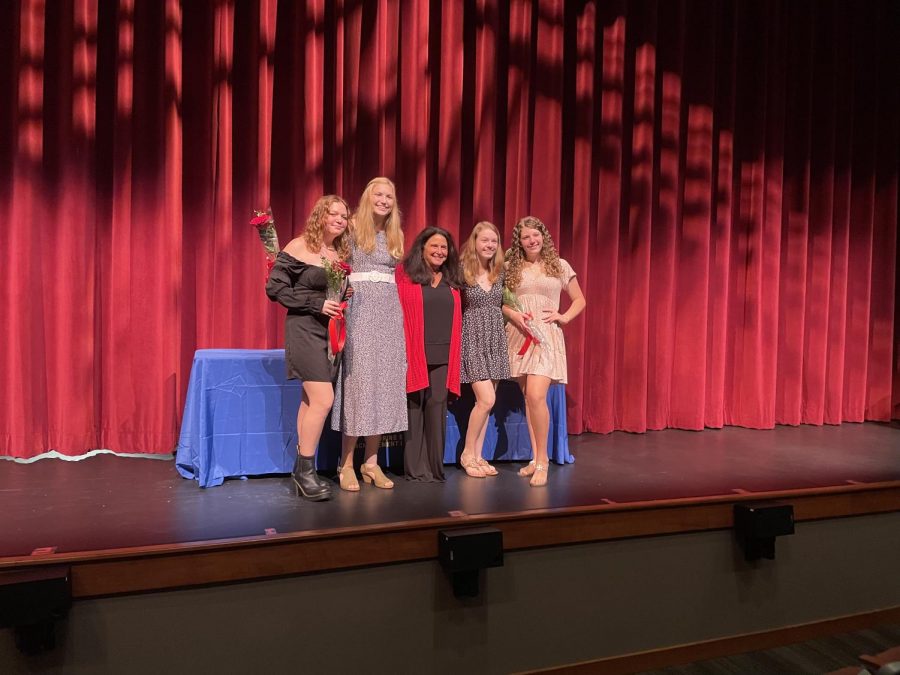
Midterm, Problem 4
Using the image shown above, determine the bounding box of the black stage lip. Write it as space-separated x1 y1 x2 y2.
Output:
1 422 899 598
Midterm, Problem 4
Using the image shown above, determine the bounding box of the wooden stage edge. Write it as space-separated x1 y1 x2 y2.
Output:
2 481 899 599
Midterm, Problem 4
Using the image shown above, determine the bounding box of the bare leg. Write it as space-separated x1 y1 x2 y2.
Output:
296 391 310 455
359 434 393 489
339 434 357 469
459 382 492 476
291 381 334 500
298 382 334 457
362 435 381 467
465 380 498 476
465 380 496 457
517 376 539 476
523 375 551 487
474 406 490 457
336 434 360 492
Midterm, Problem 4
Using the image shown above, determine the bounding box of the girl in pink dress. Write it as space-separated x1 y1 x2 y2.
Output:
503 216 586 487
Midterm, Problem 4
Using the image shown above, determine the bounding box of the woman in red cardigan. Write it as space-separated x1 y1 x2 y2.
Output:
396 227 463 482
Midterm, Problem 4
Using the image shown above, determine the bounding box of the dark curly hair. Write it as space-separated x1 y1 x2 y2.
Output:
402 226 463 288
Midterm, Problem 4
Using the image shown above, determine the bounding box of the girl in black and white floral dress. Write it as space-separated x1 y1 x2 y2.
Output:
458 221 510 478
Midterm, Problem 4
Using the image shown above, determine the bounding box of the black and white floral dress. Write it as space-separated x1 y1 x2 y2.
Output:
461 273 511 383
331 232 408 435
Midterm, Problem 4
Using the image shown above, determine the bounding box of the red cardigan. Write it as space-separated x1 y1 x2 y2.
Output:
395 264 462 396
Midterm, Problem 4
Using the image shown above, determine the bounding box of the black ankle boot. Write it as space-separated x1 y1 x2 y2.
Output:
295 445 332 491
292 455 331 501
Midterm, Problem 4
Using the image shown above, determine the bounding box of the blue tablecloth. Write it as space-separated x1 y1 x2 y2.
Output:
176 349 572 487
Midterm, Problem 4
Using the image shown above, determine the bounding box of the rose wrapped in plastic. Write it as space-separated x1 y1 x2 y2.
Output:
322 258 352 301
250 208 280 279
502 287 550 356
322 258 352 362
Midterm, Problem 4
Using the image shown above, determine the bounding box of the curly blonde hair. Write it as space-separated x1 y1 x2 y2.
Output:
303 195 351 260
460 221 505 286
352 177 404 259
504 216 562 291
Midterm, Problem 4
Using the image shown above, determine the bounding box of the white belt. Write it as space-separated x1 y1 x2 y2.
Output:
349 271 395 283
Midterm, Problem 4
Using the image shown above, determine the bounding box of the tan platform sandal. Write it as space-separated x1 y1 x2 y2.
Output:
360 463 394 489
337 464 359 492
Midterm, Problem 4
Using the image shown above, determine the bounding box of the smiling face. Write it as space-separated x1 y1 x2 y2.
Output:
323 200 349 241
474 228 499 265
423 233 449 272
519 226 544 260
368 181 395 220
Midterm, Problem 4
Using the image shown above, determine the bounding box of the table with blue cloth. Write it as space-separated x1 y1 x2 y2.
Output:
176 349 572 488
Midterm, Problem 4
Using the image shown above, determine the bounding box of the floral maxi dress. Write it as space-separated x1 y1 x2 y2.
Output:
332 231 408 435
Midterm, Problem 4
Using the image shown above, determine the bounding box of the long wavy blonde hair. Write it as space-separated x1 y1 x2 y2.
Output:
460 221 505 286
351 177 404 259
303 195 351 260
505 216 562 291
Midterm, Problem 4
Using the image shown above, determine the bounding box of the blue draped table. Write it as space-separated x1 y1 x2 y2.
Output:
176 349 572 487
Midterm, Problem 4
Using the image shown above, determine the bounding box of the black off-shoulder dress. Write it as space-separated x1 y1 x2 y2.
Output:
265 251 335 383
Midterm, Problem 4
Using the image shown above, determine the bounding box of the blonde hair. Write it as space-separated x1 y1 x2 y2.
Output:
505 216 562 291
352 177 404 259
303 195 351 260
460 221 504 286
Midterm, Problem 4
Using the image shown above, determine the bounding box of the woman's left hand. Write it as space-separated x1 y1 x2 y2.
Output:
541 309 567 326
344 284 354 299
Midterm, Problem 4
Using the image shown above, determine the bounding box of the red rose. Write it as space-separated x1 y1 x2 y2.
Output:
337 262 352 275
250 213 270 227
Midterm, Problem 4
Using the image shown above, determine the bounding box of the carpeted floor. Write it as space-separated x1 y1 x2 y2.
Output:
643 623 900 674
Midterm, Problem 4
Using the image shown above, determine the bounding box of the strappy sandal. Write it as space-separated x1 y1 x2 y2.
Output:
337 464 360 492
529 462 549 488
475 456 498 477
360 463 394 489
518 460 536 477
459 452 486 478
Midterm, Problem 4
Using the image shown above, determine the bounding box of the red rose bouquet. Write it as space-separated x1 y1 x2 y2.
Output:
322 258 352 302
502 286 551 357
250 208 280 279
321 258 352 363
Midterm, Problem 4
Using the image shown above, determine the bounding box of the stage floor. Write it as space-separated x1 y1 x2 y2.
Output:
2 422 899 559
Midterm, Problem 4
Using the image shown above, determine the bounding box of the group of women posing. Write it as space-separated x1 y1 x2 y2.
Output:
265 177 586 501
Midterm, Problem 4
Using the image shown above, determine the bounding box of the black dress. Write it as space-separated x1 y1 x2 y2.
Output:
265 251 335 383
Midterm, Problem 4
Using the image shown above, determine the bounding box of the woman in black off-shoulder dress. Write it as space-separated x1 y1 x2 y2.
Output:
273 258 335 383
266 194 351 501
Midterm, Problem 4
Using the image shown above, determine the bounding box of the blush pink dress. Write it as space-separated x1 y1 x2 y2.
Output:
505 259 576 384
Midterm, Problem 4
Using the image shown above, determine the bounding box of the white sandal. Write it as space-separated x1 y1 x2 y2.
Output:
529 462 549 488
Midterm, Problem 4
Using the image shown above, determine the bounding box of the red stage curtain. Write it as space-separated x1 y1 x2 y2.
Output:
1 0 897 458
